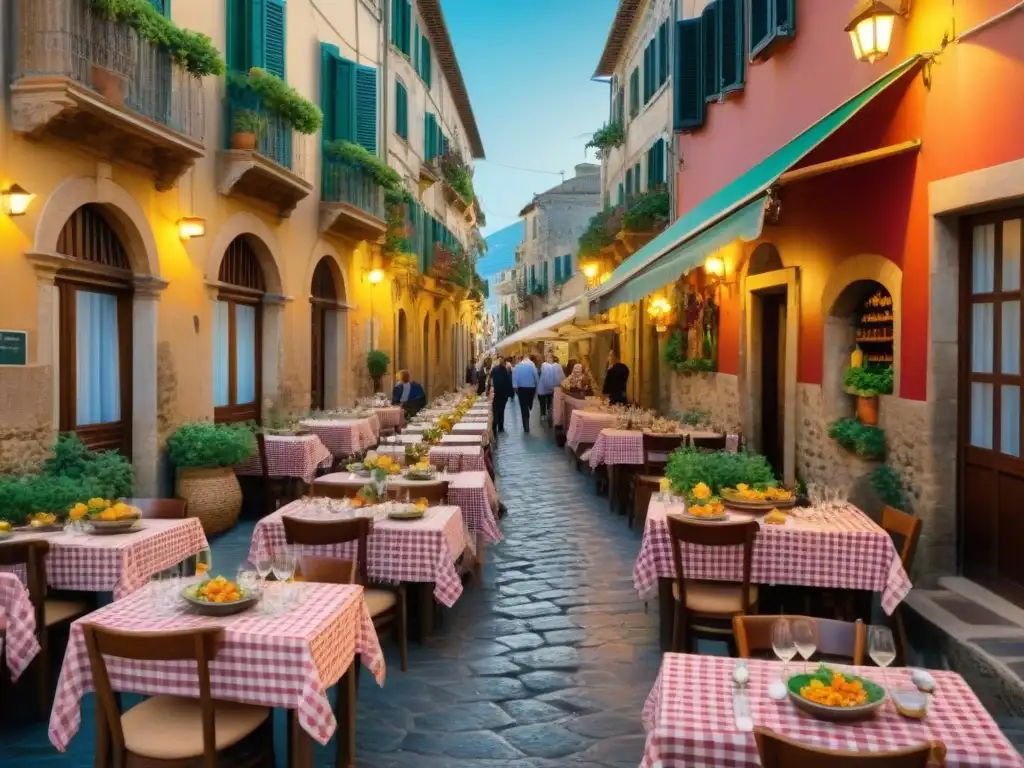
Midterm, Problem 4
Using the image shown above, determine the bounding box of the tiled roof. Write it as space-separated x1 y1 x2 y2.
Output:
593 0 645 78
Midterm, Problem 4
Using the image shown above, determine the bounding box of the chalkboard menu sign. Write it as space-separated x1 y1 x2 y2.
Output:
0 330 27 366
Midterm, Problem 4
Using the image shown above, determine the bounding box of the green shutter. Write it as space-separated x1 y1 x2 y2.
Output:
413 22 420 74
529 265 536 291
542 261 548 290
616 88 624 124
718 0 744 95
646 144 655 188
421 36 432 88
625 167 633 199
563 254 572 278
775 0 797 37
225 0 249 72
395 80 408 139
617 182 624 205
702 2 719 102
248 0 267 69
658 22 669 86
262 0 286 79
149 0 169 15
355 65 377 154
749 0 772 57
392 0 411 54
554 256 562 284
320 43 338 140
629 67 639 117
424 112 438 160
674 19 705 130
634 162 642 193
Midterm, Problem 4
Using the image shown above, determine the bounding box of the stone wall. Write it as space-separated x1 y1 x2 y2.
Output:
665 372 741 432
0 364 54 474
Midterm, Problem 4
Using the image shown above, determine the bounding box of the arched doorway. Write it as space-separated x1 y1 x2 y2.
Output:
214 236 265 423
310 258 339 410
56 204 134 455
397 309 409 371
422 314 430 398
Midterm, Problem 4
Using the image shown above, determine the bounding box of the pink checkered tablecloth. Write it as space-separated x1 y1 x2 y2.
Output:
641 653 1024 767
250 501 469 607
235 434 333 482
300 417 378 458
566 409 620 450
374 406 404 429
2 519 209 599
313 471 501 544
380 434 482 446
587 429 733 467
377 444 486 472
634 501 912 614
0 572 40 681
553 389 588 428
48 582 384 752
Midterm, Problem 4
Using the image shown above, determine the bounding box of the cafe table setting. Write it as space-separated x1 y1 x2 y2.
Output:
565 409 621 452
376 443 486 472
47 578 385 764
380 433 483 446
235 433 333 482
299 415 379 457
0 571 40 681
586 427 734 469
640 652 1024 767
372 405 404 430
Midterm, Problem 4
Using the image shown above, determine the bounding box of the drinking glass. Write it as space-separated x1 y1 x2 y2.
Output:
869 625 897 692
194 547 213 580
771 618 797 680
272 549 296 583
254 554 273 586
793 619 818 673
237 562 260 596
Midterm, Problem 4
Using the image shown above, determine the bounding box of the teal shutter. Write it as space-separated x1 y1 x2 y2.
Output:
775 0 797 37
674 19 705 130
262 0 286 79
424 112 437 160
395 80 408 139
248 0 267 69
554 257 562 284
702 2 719 102
542 261 548 290
635 162 642 193
629 67 639 116
529 265 536 291
616 182 624 205
563 254 572 279
658 22 669 86
413 23 420 74
751 0 796 59
646 144 655 188
625 167 633 198
226 0 248 72
718 0 744 95
355 65 377 153
149 0 169 15
421 36 432 88
335 56 356 142
616 88 624 124
320 43 338 140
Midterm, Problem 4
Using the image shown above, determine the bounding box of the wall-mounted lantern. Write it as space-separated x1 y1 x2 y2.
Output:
846 0 909 64
177 216 206 240
2 184 35 217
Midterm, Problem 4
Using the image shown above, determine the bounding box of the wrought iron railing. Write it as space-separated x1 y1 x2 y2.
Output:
15 0 204 142
225 85 310 179
321 158 385 221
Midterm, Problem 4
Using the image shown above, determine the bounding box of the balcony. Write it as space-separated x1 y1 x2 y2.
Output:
219 90 312 217
492 270 518 295
319 159 386 241
12 0 205 189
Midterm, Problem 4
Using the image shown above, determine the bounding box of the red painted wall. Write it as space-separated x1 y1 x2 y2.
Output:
678 0 1024 400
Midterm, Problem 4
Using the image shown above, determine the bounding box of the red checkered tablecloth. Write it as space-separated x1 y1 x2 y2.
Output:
380 434 482 446
587 429 732 467
48 582 384 752
641 653 1024 767
374 407 404 429
250 501 469 607
553 389 588 428
2 519 209 599
634 501 912 614
235 434 333 482
300 417 378 458
377 444 486 472
566 410 620 450
0 572 40 681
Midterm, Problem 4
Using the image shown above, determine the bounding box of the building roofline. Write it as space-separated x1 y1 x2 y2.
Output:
593 0 645 78
418 0 486 159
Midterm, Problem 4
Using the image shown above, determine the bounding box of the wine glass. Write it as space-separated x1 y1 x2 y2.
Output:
793 619 818 673
237 561 260 596
254 554 273 586
771 618 797 680
869 625 897 692
272 549 296 583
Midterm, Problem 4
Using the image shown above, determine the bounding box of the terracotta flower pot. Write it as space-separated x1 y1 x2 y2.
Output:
90 64 126 106
231 131 258 150
857 395 879 426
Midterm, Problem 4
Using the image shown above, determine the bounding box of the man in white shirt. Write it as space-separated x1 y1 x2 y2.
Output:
537 353 565 425
511 354 540 433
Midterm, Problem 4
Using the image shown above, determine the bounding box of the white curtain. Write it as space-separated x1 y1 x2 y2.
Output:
213 301 230 407
236 304 257 404
75 290 120 426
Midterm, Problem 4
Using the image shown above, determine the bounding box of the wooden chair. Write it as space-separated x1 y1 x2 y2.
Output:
631 475 662 530
0 540 90 716
691 434 728 451
390 481 449 504
642 434 688 475
281 516 407 672
126 497 187 519
298 556 356 585
755 727 945 767
734 616 866 665
83 625 273 767
309 481 363 500
882 505 922 665
256 433 299 516
666 516 758 653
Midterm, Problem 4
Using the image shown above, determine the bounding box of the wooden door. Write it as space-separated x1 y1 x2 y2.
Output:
311 304 326 411
960 209 1024 600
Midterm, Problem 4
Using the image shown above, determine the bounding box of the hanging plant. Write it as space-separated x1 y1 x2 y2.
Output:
325 140 410 197
870 464 905 509
585 121 625 157
827 418 886 459
623 190 670 232
438 149 475 203
578 207 618 255
229 68 322 135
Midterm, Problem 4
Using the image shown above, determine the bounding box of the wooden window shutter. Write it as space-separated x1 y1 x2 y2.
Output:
226 0 250 72
658 22 669 86
616 88 624 124
718 0 744 95
646 145 655 188
674 18 705 130
702 2 719 102
530 264 536 290
395 80 408 139
774 0 797 38
421 37 432 88
262 0 286 80
563 253 572 277
634 162 642 192
333 55 356 142
320 43 338 141
617 182 624 205
355 65 378 154
625 167 633 198
750 0 796 60
554 256 562 284
542 261 548 289
414 22 420 74
629 67 639 116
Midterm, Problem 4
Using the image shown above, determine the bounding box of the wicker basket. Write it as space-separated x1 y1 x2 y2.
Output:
175 467 243 536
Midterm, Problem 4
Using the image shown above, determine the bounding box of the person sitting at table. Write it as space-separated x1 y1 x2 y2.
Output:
561 363 595 398
391 370 426 416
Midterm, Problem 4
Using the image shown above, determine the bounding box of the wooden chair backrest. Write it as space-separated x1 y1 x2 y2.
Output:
882 505 922 571
256 433 270 479
309 481 362 500
391 481 449 504
281 516 371 584
734 616 866 665
641 434 686 473
0 540 49 628
298 555 355 584
83 625 225 768
666 516 757 613
755 727 944 767
691 435 728 451
126 498 187 519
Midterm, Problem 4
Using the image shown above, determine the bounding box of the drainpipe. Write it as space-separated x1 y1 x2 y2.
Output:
380 0 389 163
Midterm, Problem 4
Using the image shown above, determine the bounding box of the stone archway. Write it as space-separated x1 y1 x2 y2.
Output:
310 256 344 410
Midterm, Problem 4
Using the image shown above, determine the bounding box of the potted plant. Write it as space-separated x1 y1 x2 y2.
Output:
166 422 256 535
843 365 894 426
366 349 390 393
230 109 264 150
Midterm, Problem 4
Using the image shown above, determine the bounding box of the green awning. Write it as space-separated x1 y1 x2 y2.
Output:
589 55 921 313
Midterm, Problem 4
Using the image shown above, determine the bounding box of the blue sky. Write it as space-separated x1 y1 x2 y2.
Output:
442 0 619 236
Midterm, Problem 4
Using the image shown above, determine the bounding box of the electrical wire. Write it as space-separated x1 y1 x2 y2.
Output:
477 160 565 176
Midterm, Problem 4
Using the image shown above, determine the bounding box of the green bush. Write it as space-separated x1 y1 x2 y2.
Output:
89 0 225 77
231 109 265 135
844 365 894 397
367 350 391 379
166 422 256 469
43 433 134 498
325 140 405 192
665 447 777 495
230 68 322 135
623 190 670 232
585 122 625 156
871 464 905 509
578 207 618 255
441 158 475 203
827 418 886 459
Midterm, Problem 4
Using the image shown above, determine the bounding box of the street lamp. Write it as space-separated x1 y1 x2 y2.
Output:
2 184 35 217
704 255 725 278
846 0 907 64
368 268 384 285
177 216 206 240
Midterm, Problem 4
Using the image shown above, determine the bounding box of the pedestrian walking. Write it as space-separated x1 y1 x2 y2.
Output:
537 353 565 424
489 355 514 433
512 354 539 432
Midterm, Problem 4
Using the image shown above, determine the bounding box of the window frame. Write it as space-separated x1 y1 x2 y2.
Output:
395 78 408 140
749 0 797 61
673 18 706 131
213 289 264 425
702 1 721 103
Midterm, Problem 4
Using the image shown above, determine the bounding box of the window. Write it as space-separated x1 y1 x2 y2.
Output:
634 162 642 193
542 261 549 291
717 0 745 95
555 255 562 284
617 182 624 205
674 18 705 130
226 0 286 78
214 237 265 424
616 87 625 124
629 66 640 117
320 44 378 153
56 205 133 455
647 138 666 187
643 42 653 103
625 167 633 199
424 112 442 161
395 79 408 139
750 0 796 60
420 33 432 88
391 0 411 55
702 2 720 102
658 21 669 86
529 264 537 290
148 0 170 15
561 254 573 281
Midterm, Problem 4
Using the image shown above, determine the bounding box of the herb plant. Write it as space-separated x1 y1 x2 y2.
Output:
827 418 886 459
844 365 894 397
665 448 777 495
166 422 257 468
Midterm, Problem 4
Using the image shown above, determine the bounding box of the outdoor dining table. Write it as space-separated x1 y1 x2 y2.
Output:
299 416 378 457
376 443 486 472
552 388 587 429
47 581 385 767
565 409 620 452
0 571 40 682
0 518 209 599
235 433 333 482
381 433 485 446
250 501 471 638
634 500 912 650
641 653 1024 767
373 406 404 430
